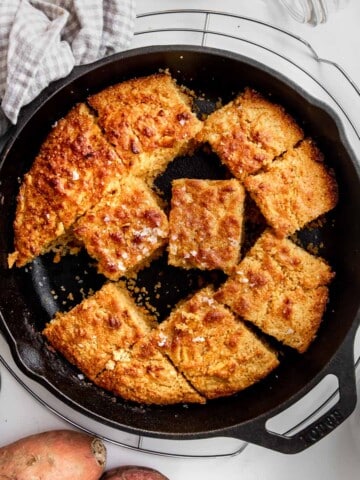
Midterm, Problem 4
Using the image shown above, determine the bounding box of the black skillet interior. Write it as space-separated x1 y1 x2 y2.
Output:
1 46 360 445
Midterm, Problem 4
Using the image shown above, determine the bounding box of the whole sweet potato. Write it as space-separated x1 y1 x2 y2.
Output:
0 429 106 480
101 466 169 480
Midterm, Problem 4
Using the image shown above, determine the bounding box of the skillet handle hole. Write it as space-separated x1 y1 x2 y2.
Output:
265 374 339 437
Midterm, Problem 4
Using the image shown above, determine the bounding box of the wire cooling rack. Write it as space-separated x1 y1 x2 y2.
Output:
133 9 360 141
1 8 360 459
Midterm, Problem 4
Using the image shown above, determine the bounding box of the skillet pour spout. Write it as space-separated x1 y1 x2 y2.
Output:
0 45 360 453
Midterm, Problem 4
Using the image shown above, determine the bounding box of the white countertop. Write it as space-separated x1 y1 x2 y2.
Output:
1 1 360 478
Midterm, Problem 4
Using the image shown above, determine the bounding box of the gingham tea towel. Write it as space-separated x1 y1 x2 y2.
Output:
0 0 135 136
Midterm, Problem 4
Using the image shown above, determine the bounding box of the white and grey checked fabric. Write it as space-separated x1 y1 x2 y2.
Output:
0 0 135 136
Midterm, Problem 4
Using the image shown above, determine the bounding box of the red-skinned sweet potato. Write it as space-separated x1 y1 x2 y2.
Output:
0 429 106 479
101 466 169 480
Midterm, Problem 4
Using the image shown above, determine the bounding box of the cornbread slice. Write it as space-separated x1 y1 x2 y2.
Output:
197 88 304 180
9 103 125 268
73 177 169 280
7 186 68 269
87 72 203 179
244 139 338 237
43 283 156 380
215 230 334 353
168 179 245 273
96 336 205 405
152 287 279 399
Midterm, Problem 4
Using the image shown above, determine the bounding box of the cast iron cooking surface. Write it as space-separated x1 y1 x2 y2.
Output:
0 47 360 448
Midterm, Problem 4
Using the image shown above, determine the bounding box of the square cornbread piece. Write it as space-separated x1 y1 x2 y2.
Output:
88 72 203 180
43 283 156 380
196 88 304 180
168 179 245 273
215 230 334 353
96 335 205 405
73 177 169 280
9 103 125 268
152 287 279 400
244 139 338 237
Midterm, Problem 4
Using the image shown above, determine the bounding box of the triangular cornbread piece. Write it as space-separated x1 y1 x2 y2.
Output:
244 139 338 237
43 282 156 380
9 103 125 267
88 72 203 179
196 88 303 180
152 287 279 400
73 177 169 280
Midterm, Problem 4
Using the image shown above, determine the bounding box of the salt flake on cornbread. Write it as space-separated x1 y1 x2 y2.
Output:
215 230 334 353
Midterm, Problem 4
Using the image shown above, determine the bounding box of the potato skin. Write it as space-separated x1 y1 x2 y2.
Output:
101 466 169 480
0 429 106 480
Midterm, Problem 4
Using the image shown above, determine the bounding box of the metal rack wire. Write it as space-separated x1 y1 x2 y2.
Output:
1 8 359 459
134 9 360 140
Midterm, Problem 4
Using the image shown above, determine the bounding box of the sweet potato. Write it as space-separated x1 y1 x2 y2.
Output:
101 466 169 480
0 429 106 479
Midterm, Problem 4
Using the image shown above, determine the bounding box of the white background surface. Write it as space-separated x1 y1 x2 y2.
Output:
1 1 360 478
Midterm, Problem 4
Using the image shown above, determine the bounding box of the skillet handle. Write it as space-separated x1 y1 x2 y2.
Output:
224 327 358 454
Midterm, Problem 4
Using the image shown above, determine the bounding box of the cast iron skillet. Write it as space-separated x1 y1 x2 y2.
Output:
0 46 360 454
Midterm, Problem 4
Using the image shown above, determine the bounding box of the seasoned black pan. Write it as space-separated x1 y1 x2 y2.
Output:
1 46 360 454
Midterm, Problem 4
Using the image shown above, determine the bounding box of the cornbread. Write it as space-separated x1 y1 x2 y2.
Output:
96 335 205 405
8 103 125 268
153 287 279 399
197 88 304 180
215 230 334 353
73 177 169 280
244 138 338 237
88 72 203 180
9 73 339 405
168 179 245 273
43 283 156 380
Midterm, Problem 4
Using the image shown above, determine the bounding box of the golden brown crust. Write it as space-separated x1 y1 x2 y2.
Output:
96 335 205 405
197 88 304 180
168 179 245 273
88 73 203 179
244 139 338 237
215 230 334 352
8 184 66 268
152 287 279 399
43 283 156 380
73 177 169 280
10 103 125 267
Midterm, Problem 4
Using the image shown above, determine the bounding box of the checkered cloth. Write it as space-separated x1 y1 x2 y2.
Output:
0 0 135 136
